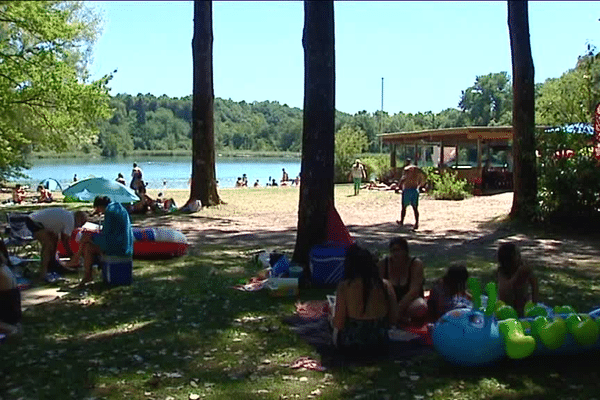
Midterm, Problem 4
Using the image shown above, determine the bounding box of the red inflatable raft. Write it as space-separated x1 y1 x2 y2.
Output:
58 224 189 259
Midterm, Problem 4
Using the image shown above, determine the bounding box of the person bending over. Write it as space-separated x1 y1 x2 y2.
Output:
497 242 539 317
333 244 398 357
378 237 427 324
78 196 133 285
26 208 87 280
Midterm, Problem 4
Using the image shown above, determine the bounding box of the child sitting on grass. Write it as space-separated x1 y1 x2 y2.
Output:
496 242 539 317
427 264 472 320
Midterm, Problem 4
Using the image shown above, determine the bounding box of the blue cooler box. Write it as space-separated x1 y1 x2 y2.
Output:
309 245 347 287
102 256 133 286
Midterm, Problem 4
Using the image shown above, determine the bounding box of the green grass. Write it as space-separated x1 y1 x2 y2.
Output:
2 248 600 399
2 198 600 399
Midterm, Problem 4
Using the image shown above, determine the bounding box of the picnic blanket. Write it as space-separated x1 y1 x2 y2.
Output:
284 300 433 367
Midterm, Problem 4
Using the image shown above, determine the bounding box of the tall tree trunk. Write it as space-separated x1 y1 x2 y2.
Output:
508 0 537 220
292 1 335 267
190 0 221 206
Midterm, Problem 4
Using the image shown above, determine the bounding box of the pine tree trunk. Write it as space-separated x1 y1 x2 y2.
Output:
292 1 335 267
190 0 221 206
508 0 537 220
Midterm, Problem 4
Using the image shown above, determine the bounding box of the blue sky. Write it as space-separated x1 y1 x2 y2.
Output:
89 1 599 115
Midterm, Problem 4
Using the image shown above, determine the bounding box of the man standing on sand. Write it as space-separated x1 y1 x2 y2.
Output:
397 158 426 230
349 159 367 195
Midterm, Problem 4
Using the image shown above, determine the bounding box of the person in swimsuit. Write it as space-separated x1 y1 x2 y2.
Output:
12 184 25 204
497 242 539 317
397 158 426 230
377 237 427 324
427 263 472 320
333 244 398 358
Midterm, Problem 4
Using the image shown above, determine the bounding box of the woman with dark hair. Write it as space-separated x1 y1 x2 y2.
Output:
333 244 398 356
427 264 472 320
378 237 427 324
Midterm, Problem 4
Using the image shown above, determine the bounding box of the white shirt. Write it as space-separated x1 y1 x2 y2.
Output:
351 164 365 179
29 208 75 237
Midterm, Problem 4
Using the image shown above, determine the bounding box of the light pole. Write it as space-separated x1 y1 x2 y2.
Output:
379 77 384 153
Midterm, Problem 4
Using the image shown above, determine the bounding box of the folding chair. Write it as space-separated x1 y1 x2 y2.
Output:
3 213 39 260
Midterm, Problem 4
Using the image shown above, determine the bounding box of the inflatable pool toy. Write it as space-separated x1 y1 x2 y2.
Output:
57 223 189 259
432 277 600 366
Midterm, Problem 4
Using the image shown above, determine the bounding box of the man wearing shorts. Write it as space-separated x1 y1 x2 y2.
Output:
350 159 366 196
26 208 87 279
397 159 426 230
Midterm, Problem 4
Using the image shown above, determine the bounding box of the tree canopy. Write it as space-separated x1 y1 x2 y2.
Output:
0 1 112 179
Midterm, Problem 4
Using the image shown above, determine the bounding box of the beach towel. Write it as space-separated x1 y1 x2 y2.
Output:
284 300 433 367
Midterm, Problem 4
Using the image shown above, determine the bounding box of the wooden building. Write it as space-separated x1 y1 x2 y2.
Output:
379 126 546 191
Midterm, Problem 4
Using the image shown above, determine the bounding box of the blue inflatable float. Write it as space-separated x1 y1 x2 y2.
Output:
432 277 600 366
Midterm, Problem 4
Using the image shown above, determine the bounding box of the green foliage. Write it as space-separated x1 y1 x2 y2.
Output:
536 51 600 127
428 169 471 200
0 1 112 179
421 165 438 189
359 154 390 181
334 124 368 183
459 72 513 126
536 128 600 225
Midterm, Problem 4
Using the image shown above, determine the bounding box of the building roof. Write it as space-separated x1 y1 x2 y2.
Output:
379 126 548 145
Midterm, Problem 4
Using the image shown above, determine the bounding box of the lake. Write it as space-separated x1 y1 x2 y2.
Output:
18 156 301 190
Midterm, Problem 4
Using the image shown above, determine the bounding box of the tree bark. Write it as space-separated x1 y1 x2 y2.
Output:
292 1 335 267
508 0 537 220
190 0 221 206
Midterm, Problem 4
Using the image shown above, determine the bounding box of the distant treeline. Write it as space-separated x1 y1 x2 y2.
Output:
92 93 476 157
86 62 598 158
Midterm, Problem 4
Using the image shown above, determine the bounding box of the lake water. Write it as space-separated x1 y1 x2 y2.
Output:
18 156 301 190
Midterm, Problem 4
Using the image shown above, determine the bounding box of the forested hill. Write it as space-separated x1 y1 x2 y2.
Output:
96 93 472 157
93 63 599 157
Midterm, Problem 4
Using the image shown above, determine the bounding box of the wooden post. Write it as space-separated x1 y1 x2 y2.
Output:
477 139 482 169
414 144 418 166
390 144 397 171
455 142 459 168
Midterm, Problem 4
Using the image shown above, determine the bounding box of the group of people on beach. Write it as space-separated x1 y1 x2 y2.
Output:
333 238 538 356
235 168 300 188
0 194 135 339
117 163 198 215
11 184 54 205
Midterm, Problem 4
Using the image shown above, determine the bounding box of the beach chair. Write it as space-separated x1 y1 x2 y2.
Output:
3 213 38 259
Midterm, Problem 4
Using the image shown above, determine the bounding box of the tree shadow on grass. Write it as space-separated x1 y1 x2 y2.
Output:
4 209 600 399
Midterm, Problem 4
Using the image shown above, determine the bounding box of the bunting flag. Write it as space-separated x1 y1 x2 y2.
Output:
594 103 600 159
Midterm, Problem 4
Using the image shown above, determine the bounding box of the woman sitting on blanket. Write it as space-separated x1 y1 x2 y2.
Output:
37 185 53 203
378 237 428 325
333 244 398 356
